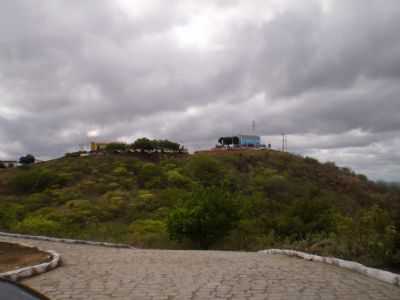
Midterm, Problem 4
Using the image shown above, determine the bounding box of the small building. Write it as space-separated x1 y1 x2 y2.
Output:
0 160 17 168
218 134 264 148
90 142 110 152
237 134 261 147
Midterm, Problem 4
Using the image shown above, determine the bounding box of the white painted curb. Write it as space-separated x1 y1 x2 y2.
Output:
0 242 61 282
259 249 400 287
0 231 135 249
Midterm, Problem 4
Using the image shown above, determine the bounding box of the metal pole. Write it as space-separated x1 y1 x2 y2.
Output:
285 135 288 152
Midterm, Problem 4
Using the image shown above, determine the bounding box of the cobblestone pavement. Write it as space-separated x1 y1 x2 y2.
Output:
1 236 400 300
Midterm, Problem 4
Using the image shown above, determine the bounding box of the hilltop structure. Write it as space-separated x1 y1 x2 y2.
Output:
0 160 17 168
90 142 112 152
217 134 265 148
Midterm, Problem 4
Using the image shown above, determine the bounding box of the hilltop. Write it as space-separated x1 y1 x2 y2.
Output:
0 150 399 271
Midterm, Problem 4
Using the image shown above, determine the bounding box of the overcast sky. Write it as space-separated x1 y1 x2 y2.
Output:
1 0 400 181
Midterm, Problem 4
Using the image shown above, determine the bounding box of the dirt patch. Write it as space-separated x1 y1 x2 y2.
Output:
195 148 270 156
0 242 52 273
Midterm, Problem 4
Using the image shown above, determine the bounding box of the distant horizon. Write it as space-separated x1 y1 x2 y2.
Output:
3 137 399 184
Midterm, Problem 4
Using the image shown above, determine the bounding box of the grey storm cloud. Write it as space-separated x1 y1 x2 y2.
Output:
0 0 400 181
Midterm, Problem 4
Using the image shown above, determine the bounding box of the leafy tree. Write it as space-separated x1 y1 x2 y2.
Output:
168 187 239 249
132 138 154 152
105 143 128 152
157 139 181 152
133 139 181 153
19 154 35 165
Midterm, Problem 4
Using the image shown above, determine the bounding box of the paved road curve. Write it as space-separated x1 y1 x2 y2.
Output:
1 236 400 300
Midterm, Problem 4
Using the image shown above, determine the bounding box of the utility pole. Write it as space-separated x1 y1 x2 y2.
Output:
252 120 256 133
285 134 288 152
281 133 288 152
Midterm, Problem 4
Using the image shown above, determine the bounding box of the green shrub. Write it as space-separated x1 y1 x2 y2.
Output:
185 155 225 187
128 190 167 220
262 175 289 198
137 163 164 189
80 222 130 243
166 170 191 188
158 188 188 208
334 206 398 266
20 193 50 211
50 201 97 227
129 219 171 248
15 215 61 236
119 177 136 190
113 166 129 176
10 169 67 193
276 197 337 240
108 182 121 190
96 190 130 220
79 180 97 194
222 219 267 250
168 187 239 249
0 203 23 229
137 189 153 199
48 189 83 205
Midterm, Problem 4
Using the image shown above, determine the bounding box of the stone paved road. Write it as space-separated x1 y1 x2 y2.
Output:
1 236 400 300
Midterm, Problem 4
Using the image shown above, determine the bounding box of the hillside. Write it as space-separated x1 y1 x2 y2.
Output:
0 150 399 270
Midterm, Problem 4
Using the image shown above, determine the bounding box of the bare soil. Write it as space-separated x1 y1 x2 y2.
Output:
0 242 51 273
195 148 270 156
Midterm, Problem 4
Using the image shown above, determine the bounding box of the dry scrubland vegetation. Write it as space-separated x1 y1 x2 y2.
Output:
0 150 399 271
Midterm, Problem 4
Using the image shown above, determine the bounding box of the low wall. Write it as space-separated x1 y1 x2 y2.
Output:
0 231 135 249
0 242 61 282
260 249 400 287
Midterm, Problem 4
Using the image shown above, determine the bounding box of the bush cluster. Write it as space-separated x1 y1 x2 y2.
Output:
103 138 184 153
0 151 399 271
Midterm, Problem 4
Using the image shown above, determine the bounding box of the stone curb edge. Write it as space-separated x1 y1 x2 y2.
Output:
0 231 135 249
259 249 400 287
0 242 61 282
